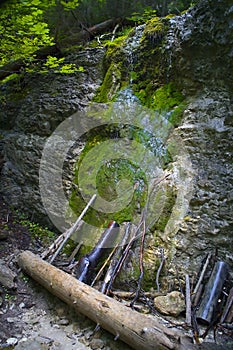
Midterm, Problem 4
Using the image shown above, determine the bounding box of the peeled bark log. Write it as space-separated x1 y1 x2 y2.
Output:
18 250 194 350
59 18 122 47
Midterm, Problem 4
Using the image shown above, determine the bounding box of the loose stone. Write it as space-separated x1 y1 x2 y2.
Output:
154 291 185 316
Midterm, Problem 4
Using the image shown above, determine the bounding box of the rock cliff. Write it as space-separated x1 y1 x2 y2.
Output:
0 0 232 286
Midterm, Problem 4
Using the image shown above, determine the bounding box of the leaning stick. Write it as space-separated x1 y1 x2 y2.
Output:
192 253 211 305
185 274 192 326
156 248 166 293
49 194 97 263
18 250 194 350
101 223 131 294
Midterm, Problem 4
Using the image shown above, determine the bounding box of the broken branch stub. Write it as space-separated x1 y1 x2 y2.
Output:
18 250 193 350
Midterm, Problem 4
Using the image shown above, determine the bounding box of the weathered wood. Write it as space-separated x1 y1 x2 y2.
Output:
58 18 122 47
49 194 97 263
18 250 194 350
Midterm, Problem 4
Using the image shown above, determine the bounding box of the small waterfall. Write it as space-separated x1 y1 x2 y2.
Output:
165 12 193 79
165 12 193 51
111 22 174 179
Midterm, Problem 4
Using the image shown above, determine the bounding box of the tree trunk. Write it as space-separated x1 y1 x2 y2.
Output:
18 250 194 350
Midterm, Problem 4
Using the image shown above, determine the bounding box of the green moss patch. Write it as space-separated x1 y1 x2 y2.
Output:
93 62 122 102
141 16 166 43
69 125 150 227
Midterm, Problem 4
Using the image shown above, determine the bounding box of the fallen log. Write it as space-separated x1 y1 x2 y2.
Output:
58 17 122 47
18 250 194 350
0 18 121 82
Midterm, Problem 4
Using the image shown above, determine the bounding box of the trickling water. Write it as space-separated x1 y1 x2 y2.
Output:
166 12 193 51
123 24 145 84
165 12 193 80
116 88 140 104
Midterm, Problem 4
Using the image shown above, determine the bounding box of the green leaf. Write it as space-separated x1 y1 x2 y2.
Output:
60 0 79 10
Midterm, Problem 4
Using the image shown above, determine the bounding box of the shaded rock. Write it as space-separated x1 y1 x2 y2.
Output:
6 337 18 346
0 48 105 227
90 338 105 349
14 339 45 350
154 291 185 316
199 343 233 350
0 232 7 240
57 318 69 326
0 259 17 289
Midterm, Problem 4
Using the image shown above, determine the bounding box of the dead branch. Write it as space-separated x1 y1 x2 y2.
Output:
18 250 195 350
220 286 233 323
130 217 146 307
49 194 96 263
156 248 166 293
192 253 211 306
185 274 192 327
59 18 122 47
110 290 163 299
105 223 142 295
68 241 83 263
101 223 131 294
91 246 117 287
41 221 84 261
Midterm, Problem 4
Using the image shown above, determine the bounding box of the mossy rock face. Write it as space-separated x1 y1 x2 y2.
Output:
93 63 123 103
141 16 167 44
71 21 187 289
69 18 188 290
104 30 133 64
69 124 149 228
94 30 135 103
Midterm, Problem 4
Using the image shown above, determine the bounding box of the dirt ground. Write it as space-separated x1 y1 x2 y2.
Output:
0 196 133 350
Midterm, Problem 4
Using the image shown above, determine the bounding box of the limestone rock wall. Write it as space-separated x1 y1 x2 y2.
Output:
0 48 105 225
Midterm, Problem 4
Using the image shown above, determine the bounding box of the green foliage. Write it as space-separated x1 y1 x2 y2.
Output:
127 6 157 24
167 0 197 14
60 0 79 10
0 0 55 66
44 56 65 69
39 55 85 74
0 0 81 78
20 219 55 244
59 63 84 73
